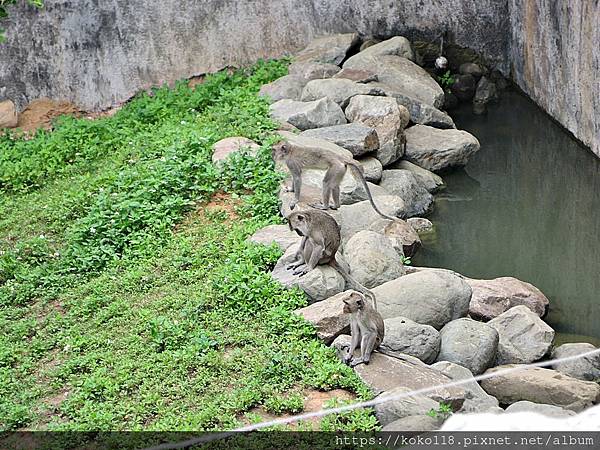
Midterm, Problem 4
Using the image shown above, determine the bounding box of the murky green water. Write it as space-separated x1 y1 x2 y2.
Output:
414 90 600 346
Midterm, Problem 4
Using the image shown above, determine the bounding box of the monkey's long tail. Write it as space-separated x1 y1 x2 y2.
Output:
348 163 398 222
330 257 378 311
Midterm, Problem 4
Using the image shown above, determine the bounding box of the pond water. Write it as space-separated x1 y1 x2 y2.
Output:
413 90 600 346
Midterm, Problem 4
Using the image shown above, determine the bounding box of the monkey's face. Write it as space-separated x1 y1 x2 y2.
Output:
342 292 364 313
271 142 289 161
287 211 308 236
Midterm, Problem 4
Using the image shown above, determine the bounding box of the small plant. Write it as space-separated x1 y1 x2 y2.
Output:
427 402 453 420
263 392 304 415
438 70 455 90
400 255 412 266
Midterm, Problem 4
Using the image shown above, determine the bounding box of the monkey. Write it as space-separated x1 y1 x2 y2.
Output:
342 291 385 367
286 209 377 309
272 141 398 221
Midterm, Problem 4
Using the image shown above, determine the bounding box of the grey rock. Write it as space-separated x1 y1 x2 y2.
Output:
354 36 415 62
551 343 600 382
294 290 352 344
382 414 442 432
375 387 440 427
372 270 472 329
248 224 300 251
295 33 359 65
389 160 445 193
346 95 409 166
344 231 405 289
300 78 385 108
407 217 434 234
480 365 600 412
466 277 550 321
288 61 341 81
271 243 345 302
332 68 378 83
211 136 259 163
357 156 383 183
0 99 18 128
359 38 381 52
258 74 307 102
488 305 555 365
473 76 498 106
381 316 441 363
459 62 484 79
432 361 502 414
379 169 434 217
505 401 576 418
368 218 421 258
270 97 346 130
300 123 379 157
451 74 477 101
436 318 499 375
404 125 481 172
395 95 456 129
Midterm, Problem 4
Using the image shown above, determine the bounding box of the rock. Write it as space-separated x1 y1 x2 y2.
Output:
332 68 378 83
248 224 300 251
432 361 502 414
372 270 472 329
258 75 307 103
459 62 484 80
332 335 465 408
357 156 383 183
300 78 385 108
368 218 421 257
353 36 415 62
345 95 409 166
404 125 481 172
295 33 359 65
382 414 442 432
480 365 600 411
211 136 260 163
436 318 499 375
551 343 600 382
331 195 408 244
276 121 299 132
473 76 498 107
488 305 555 365
379 169 434 217
381 316 441 363
451 74 477 101
0 99 18 128
359 38 380 52
300 123 379 157
270 98 346 131
407 217 434 234
374 387 440 427
294 290 352 344
395 96 456 129
505 401 576 418
271 243 345 302
389 160 445 193
466 277 550 321
344 231 404 289
288 61 341 81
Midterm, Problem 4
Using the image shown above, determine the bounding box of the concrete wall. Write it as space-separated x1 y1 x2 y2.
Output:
0 0 597 156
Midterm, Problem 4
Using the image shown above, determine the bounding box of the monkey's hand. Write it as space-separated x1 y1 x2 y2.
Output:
293 265 311 276
349 357 366 368
286 260 303 271
343 351 353 365
283 185 294 193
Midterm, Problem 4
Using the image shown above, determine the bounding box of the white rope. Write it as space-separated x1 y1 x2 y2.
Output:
143 347 600 450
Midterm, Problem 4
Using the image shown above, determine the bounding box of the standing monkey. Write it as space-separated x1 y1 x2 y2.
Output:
343 291 385 367
286 209 377 309
273 141 397 221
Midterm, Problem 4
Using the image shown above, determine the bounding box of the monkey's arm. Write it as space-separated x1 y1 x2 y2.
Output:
286 236 307 270
295 241 324 276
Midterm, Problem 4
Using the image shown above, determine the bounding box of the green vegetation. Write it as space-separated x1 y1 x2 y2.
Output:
0 60 375 432
0 0 43 42
427 402 453 420
438 70 455 90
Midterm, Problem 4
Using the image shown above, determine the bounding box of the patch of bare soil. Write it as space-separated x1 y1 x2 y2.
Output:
17 98 81 133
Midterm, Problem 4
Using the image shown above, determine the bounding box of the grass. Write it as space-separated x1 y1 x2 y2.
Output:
0 59 377 435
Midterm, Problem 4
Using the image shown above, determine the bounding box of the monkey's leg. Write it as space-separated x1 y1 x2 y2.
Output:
286 237 307 270
295 243 324 276
345 321 361 364
350 332 377 367
287 161 302 209
329 164 345 210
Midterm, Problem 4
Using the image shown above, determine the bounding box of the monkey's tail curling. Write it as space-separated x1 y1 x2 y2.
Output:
331 257 378 311
348 163 398 222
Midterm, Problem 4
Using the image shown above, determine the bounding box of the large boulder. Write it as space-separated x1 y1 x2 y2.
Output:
0 99 18 128
388 160 445 193
459 62 484 80
505 401 576 418
379 169 434 217
407 217 434 234
353 36 414 61
488 305 555 365
248 224 300 251
431 361 502 414
368 218 421 257
466 277 550 321
287 61 341 81
395 96 456 129
345 95 409 166
294 290 352 344
372 270 472 329
357 156 383 183
271 243 345 302
295 33 359 65
270 98 346 130
332 335 465 408
451 74 477 101
344 231 405 289
381 316 441 363
258 75 307 103
300 123 379 157
375 387 439 427
436 318 499 375
480 365 600 411
473 76 498 112
551 343 600 382
211 137 260 163
404 125 480 172
332 68 378 83
301 78 385 108
382 414 442 432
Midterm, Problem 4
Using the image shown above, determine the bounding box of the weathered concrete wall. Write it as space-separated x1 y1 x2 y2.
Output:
508 0 600 157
